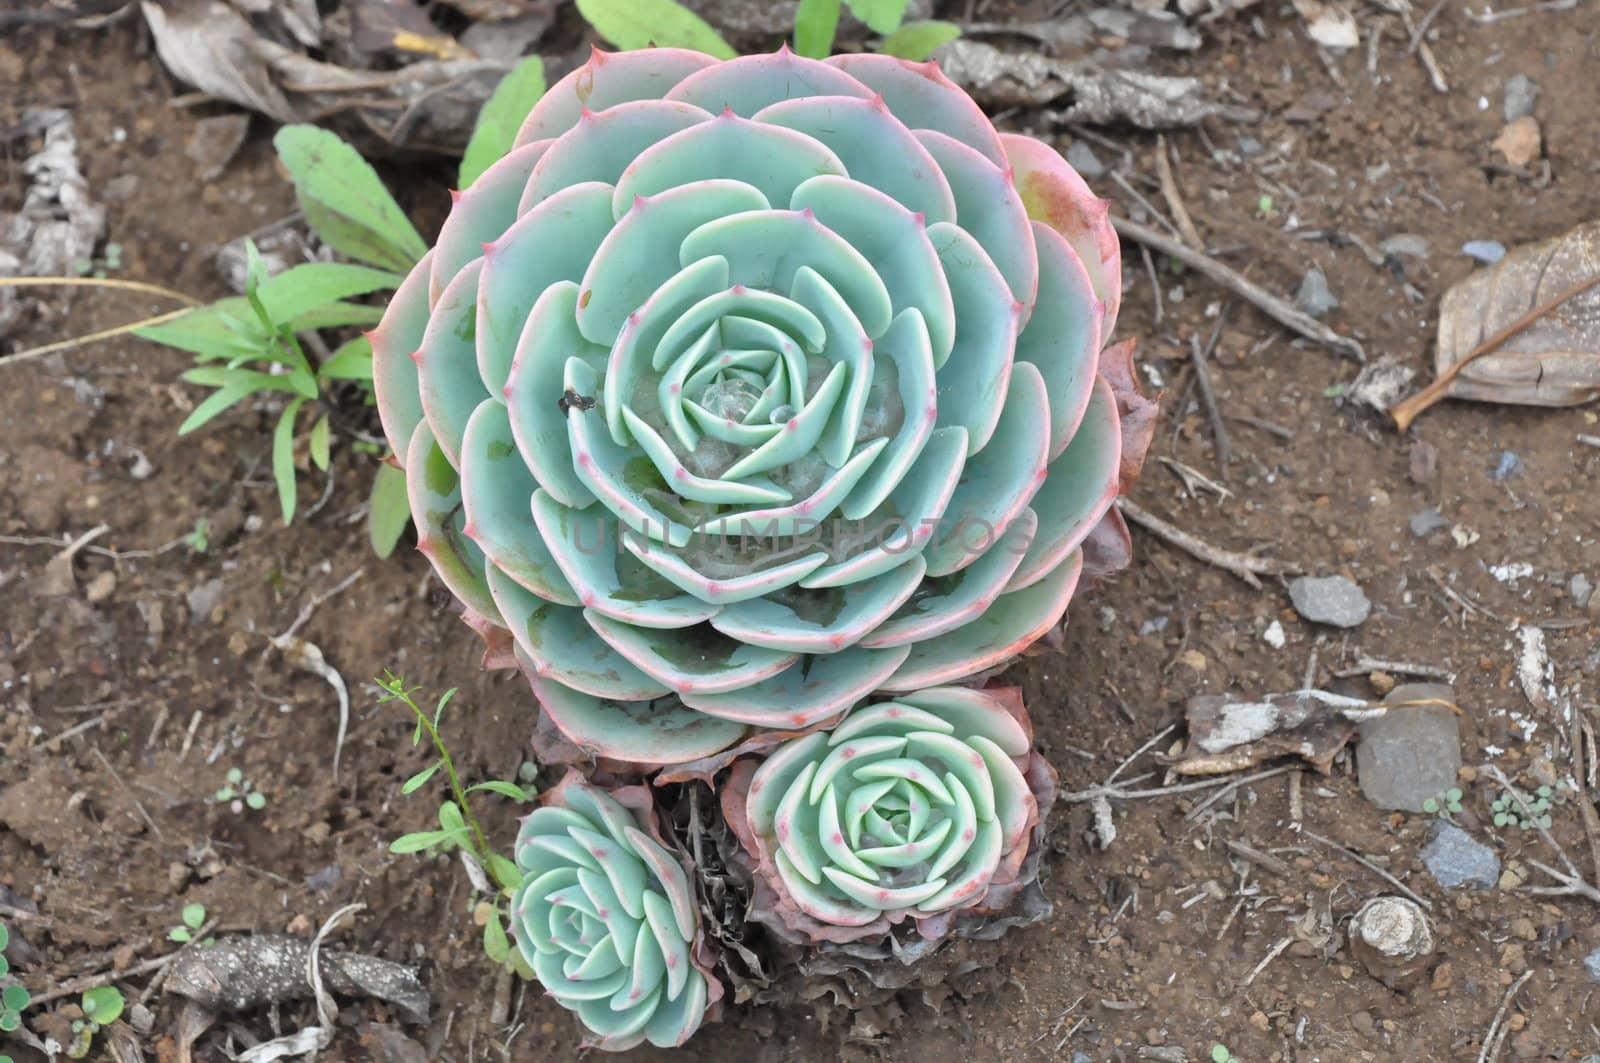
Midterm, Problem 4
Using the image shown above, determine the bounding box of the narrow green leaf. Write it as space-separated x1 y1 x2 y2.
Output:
274 397 307 524
244 239 270 298
318 336 374 382
467 780 533 802
309 413 331 471
461 56 547 189
178 376 298 435
272 125 427 272
390 830 450 854
136 299 260 360
402 761 443 794
846 0 908 33
483 912 510 964
438 800 466 834
82 986 124 1025
575 0 736 57
794 0 842 57
487 852 524 894
257 262 402 325
367 461 411 558
877 19 960 60
285 302 386 333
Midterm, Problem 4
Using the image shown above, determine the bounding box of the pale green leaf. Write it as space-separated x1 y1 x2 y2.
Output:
402 760 443 794
461 56 546 189
877 19 960 60
137 299 260 361
846 0 908 34
390 830 451 854
274 397 308 523
794 0 841 57
309 412 331 471
272 125 427 272
285 302 385 333
367 461 411 558
257 262 401 325
466 780 533 802
318 336 374 381
483 912 510 964
487 852 523 893
575 0 736 58
81 986 124 1026
182 903 207 930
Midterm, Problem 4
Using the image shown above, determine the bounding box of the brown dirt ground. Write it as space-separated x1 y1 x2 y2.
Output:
2 4 1599 1061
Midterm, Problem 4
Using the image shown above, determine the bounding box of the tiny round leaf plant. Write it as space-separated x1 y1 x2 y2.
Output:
508 770 721 1050
371 46 1151 766
720 685 1055 943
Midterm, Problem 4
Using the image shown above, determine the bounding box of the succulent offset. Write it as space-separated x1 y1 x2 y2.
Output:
721 686 1052 942
372 45 1133 765
509 771 719 1050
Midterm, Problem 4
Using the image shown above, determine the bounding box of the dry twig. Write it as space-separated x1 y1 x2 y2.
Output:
1155 136 1204 250
1111 216 1366 362
1476 970 1533 1063
1117 497 1298 589
1299 828 1433 911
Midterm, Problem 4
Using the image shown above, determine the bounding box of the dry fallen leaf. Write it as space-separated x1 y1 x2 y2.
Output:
1493 116 1542 168
1293 0 1360 49
1431 219 1600 408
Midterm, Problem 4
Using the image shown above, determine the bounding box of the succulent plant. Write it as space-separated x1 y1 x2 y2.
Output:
509 771 720 1050
720 685 1054 943
372 46 1144 766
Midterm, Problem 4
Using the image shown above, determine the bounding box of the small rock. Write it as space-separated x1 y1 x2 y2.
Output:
1379 234 1430 260
186 578 225 625
1462 240 1507 264
1368 670 1396 695
185 113 252 181
1508 917 1537 941
112 944 136 971
1491 450 1523 480
1499 941 1527 973
1073 1053 1094 1063
1296 267 1339 318
1289 575 1371 628
1431 961 1454 991
1503 74 1540 121
1571 573 1594 609
1065 141 1105 180
1139 616 1170 636
128 449 155 480
84 570 116 604
1421 821 1499 889
1585 948 1600 983
1357 683 1461 812
1409 507 1448 538
1350 1010 1376 1037
1237 135 1264 157
1262 619 1286 649
306 864 343 892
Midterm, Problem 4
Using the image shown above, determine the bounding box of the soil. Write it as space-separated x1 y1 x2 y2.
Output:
2 4 1599 1062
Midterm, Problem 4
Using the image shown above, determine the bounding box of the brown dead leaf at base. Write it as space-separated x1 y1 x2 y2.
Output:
1174 690 1380 775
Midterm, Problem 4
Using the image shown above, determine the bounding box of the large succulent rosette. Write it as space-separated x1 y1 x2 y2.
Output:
509 771 722 1049
719 685 1055 944
372 46 1139 766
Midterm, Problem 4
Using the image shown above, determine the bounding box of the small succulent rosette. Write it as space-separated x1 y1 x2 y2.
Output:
509 770 722 1050
371 45 1151 769
719 685 1056 945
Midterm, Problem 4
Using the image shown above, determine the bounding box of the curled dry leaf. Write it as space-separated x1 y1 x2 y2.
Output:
1423 219 1600 411
1176 689 1389 775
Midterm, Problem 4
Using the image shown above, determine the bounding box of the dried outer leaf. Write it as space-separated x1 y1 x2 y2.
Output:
347 0 473 59
141 1 297 123
232 0 322 49
1174 689 1387 776
1435 219 1600 407
165 935 430 1025
936 39 1258 125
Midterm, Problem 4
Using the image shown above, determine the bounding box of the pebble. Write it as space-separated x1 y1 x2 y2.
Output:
1065 141 1105 180
84 570 117 604
1357 683 1461 812
1462 240 1507 264
1571 573 1594 609
1379 233 1430 260
1237 135 1264 157
1409 507 1447 538
1295 268 1339 318
1491 450 1523 480
1420 821 1500 889
1503 74 1540 121
186 577 226 625
1289 575 1371 628
1262 619 1286 648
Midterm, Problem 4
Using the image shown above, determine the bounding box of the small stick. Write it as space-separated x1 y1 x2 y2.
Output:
136 919 222 1006
1407 0 1452 52
1185 767 1292 822
1062 764 1294 804
1390 269 1600 429
1242 936 1293 986
29 919 220 1008
1 308 194 367
92 747 164 840
1230 414 1296 441
1111 216 1366 362
1106 724 1177 786
1288 769 1304 825
1116 497 1298 590
1576 434 1600 449
38 712 110 752
1568 712 1600 888
1476 970 1533 1063
1334 657 1456 681
1481 764 1600 902
1108 172 1184 243
1155 136 1204 250
1140 243 1164 325
1226 839 1292 877
1190 323 1233 467
274 568 365 645
1299 828 1433 911
0 275 201 306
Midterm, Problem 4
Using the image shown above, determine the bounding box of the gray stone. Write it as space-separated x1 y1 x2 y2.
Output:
1295 268 1338 318
1462 240 1506 264
1357 683 1461 813
1379 233 1430 260
1503 74 1540 121
1289 575 1371 628
1066 140 1106 180
1409 507 1447 538
1585 949 1600 983
1571 573 1594 609
1420 821 1499 889
1073 1054 1094 1063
